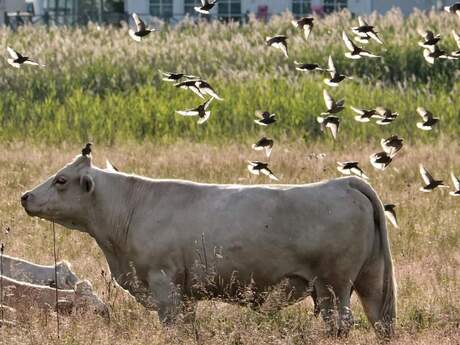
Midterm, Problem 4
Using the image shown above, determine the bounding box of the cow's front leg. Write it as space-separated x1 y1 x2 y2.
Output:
147 270 190 325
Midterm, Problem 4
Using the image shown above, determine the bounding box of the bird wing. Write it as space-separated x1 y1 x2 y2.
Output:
419 165 434 185
255 110 266 119
200 0 206 6
24 60 40 66
7 46 19 59
350 106 364 115
368 31 383 44
451 172 460 191
323 89 334 110
416 107 431 121
203 97 214 110
132 13 145 32
328 55 336 77
452 31 460 49
176 109 199 116
325 119 339 140
303 24 312 41
342 31 357 52
358 16 367 27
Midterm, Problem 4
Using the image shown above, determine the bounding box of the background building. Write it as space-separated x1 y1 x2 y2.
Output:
2 0 459 26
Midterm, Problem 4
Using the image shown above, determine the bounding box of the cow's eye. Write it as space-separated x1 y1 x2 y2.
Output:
55 176 67 185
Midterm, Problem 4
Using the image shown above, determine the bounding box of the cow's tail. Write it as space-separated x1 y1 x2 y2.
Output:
348 177 396 337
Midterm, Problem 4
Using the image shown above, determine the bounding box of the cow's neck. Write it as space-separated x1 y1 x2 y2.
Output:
85 170 145 255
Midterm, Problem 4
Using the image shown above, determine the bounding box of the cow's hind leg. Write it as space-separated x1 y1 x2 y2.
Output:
315 280 354 337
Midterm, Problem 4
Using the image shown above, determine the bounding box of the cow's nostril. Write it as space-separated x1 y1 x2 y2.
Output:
21 192 30 203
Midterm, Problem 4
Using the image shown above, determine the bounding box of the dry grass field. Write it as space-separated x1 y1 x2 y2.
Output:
0 140 458 344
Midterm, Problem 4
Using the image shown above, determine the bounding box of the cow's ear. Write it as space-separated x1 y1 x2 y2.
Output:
80 175 95 194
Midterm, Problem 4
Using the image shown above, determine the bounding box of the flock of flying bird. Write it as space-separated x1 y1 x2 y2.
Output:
5 2 460 229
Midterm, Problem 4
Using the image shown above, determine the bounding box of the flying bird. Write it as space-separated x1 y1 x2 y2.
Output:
370 152 393 170
82 143 92 157
373 107 398 125
194 80 223 100
175 79 223 100
350 106 377 123
247 161 279 181
266 35 288 58
419 165 448 192
342 31 381 59
129 13 155 42
291 16 314 41
418 30 441 48
351 17 383 45
423 45 457 64
324 56 352 87
159 71 197 82
321 89 345 115
381 135 403 156
416 107 439 130
317 115 340 140
294 61 324 72
444 2 460 17
194 0 217 14
451 31 460 57
337 161 368 179
252 137 274 157
176 97 214 124
450 172 460 196
254 111 276 126
6 47 43 68
384 204 399 228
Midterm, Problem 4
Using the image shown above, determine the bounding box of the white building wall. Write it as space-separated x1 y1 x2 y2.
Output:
370 0 436 15
348 0 372 14
125 0 149 15
241 0 292 15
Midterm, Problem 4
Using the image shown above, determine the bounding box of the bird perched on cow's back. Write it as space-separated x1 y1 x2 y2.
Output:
291 16 314 41
6 47 44 68
266 35 288 58
129 13 155 42
82 143 92 157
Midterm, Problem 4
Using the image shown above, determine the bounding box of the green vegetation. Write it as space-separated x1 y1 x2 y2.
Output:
0 10 459 144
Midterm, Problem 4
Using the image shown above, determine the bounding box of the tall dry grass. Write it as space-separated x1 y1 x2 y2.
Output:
0 10 459 143
0 141 458 344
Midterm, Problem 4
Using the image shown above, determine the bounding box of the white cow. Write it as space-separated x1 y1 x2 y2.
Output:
21 154 396 338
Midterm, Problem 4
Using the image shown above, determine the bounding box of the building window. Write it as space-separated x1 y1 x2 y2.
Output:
292 0 311 16
184 0 201 16
323 0 347 13
218 0 241 21
150 0 173 19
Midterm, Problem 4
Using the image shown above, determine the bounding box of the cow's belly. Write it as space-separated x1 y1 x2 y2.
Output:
141 181 373 297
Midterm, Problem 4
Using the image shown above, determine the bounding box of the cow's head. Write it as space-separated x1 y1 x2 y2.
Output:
21 155 96 231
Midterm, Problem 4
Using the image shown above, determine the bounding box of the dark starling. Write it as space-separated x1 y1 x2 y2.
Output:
129 13 155 42
342 31 381 59
291 16 314 41
419 165 448 192
247 161 279 181
266 35 288 58
194 0 217 14
7 47 43 68
82 143 92 157
176 97 214 124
